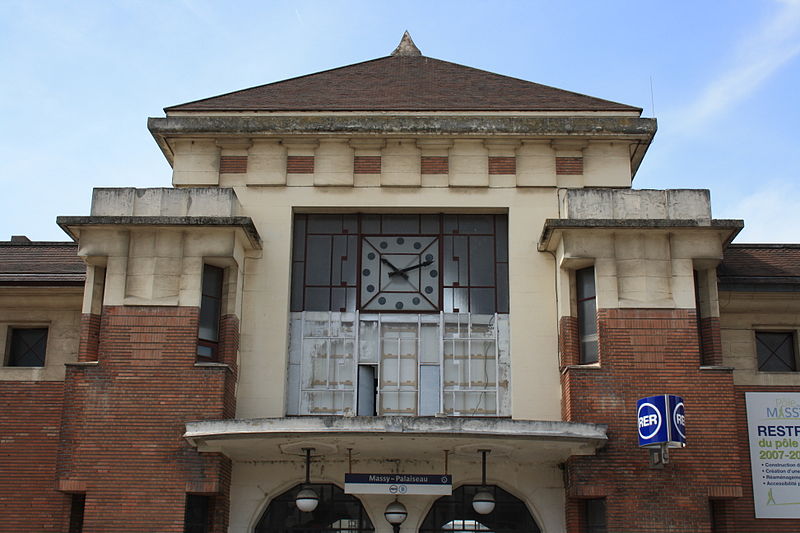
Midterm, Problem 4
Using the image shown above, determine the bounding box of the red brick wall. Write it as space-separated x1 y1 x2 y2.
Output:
559 315 580 368
421 156 448 174
57 306 236 532
0 382 68 531
219 156 248 174
563 308 741 532
78 312 101 362
699 316 723 366
287 155 314 174
556 156 583 175
488 156 516 175
353 155 381 174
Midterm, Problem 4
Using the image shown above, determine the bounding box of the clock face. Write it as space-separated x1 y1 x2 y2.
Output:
360 236 439 312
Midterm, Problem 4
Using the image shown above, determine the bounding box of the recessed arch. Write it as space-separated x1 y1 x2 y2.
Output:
419 484 541 533
254 483 374 533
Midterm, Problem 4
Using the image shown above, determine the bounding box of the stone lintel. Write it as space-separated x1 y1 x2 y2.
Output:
538 219 744 252
56 216 262 250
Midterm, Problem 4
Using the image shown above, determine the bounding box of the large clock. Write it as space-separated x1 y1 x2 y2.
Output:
360 235 439 311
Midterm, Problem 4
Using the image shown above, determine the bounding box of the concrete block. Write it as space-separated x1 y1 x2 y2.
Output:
584 141 632 188
449 140 489 187
314 139 354 186
171 139 220 186
382 139 420 187
248 139 287 186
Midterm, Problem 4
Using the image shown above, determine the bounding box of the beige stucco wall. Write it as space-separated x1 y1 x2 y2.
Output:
720 291 800 386
229 456 564 533
233 185 562 422
0 288 83 381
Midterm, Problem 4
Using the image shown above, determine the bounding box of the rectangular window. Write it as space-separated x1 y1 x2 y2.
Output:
756 331 797 372
184 494 211 533
287 312 509 416
583 498 607 533
576 267 598 364
68 493 85 533
197 265 224 360
6 327 48 367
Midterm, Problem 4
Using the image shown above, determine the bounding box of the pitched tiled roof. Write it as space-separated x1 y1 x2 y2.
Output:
718 244 800 290
165 55 641 113
0 241 85 285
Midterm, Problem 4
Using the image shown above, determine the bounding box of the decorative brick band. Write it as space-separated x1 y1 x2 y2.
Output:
488 156 516 175
287 155 315 174
421 156 448 174
219 155 248 173
354 156 381 174
556 156 583 175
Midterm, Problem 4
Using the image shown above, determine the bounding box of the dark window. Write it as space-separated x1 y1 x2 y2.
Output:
68 493 85 533
197 265 224 359
6 327 48 367
756 331 797 372
576 267 598 364
420 485 541 532
291 214 509 314
184 494 211 533
183 494 211 533
694 270 706 364
710 499 725 533
583 498 607 533
255 483 374 533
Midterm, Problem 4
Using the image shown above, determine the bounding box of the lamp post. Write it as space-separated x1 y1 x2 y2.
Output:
472 449 495 515
295 448 319 512
384 499 407 533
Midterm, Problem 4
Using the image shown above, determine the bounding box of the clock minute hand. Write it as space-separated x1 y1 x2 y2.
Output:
390 259 434 276
381 257 409 280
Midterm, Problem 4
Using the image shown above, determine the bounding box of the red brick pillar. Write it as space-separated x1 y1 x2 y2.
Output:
58 306 236 532
562 308 741 533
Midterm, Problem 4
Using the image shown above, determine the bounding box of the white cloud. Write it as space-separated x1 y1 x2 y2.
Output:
723 182 800 243
677 0 800 131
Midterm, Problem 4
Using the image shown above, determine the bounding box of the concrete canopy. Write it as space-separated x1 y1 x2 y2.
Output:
184 416 607 463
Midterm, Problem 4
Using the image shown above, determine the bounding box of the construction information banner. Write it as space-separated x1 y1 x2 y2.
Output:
746 392 800 518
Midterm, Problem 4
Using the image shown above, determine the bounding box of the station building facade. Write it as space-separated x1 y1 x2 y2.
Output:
2 34 799 532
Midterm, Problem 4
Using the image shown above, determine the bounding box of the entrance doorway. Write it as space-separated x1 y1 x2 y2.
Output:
419 485 541 532
255 483 374 532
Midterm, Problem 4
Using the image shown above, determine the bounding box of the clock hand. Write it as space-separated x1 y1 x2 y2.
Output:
389 259 434 276
381 257 409 280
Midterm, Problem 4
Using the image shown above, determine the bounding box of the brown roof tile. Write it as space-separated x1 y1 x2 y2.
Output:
166 55 641 113
0 242 85 285
718 244 800 290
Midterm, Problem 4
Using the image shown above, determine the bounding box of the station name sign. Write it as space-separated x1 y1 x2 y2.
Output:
344 473 453 495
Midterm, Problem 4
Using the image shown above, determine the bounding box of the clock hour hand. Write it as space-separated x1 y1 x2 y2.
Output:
389 259 434 276
380 257 409 280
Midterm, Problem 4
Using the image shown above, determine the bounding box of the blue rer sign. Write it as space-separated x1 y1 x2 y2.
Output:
637 394 686 448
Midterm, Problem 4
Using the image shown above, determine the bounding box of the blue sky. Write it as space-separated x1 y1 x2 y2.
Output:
1 0 798 242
